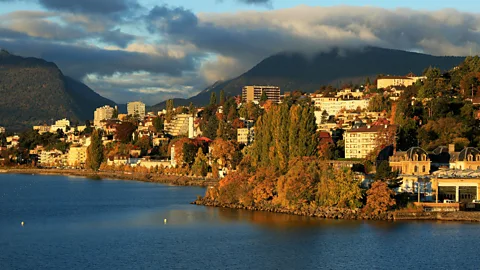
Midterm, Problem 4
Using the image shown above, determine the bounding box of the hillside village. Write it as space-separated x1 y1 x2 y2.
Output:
2 56 480 210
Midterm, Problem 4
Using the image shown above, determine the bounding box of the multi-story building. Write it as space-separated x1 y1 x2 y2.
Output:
344 125 396 159
33 125 51 134
39 150 67 167
67 146 87 168
389 147 431 176
164 114 195 138
312 95 370 117
50 118 70 133
127 101 146 118
94 105 115 127
242 86 280 104
237 128 254 145
377 75 426 89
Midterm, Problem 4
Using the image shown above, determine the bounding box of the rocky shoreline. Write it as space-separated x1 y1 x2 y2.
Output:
0 167 219 187
192 197 394 220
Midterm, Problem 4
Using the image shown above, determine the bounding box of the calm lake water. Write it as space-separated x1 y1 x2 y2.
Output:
1 174 480 269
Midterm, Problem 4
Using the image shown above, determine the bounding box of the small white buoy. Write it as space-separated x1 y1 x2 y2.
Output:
164 218 167 224
21 221 24 226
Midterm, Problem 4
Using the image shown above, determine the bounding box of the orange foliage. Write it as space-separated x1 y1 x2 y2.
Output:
363 181 396 215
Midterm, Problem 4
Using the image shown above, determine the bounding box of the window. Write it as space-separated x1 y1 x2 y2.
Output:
422 166 426 173
414 166 418 173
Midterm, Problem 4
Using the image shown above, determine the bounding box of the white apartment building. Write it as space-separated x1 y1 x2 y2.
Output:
237 128 253 145
313 96 370 117
94 105 115 127
377 75 426 89
50 118 70 133
39 150 67 167
344 125 396 159
164 114 195 137
127 101 146 118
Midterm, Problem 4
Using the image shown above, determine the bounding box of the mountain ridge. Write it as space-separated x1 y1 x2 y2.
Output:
150 46 465 111
0 51 117 131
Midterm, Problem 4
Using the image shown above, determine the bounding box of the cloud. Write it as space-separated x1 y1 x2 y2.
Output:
2 4 480 105
37 0 141 15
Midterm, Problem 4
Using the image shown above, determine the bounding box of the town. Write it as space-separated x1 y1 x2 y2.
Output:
2 57 480 213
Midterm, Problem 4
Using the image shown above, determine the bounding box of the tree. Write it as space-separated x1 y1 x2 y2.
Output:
375 160 402 189
112 107 119 118
363 181 396 216
260 91 268 103
191 148 208 177
166 99 174 122
153 116 164 132
115 122 136 143
189 102 196 117
86 129 104 171
210 92 217 106
182 142 197 165
219 90 226 106
211 138 235 168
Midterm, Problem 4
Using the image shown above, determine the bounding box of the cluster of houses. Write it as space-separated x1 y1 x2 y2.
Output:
4 74 480 205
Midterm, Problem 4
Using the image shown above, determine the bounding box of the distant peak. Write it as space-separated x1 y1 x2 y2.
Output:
0 49 11 55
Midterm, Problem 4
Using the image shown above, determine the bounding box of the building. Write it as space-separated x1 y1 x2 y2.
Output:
242 86 280 104
389 147 431 176
432 169 480 203
94 105 115 127
50 118 70 133
312 96 370 117
67 146 87 168
39 150 67 167
344 125 396 159
377 75 426 89
33 125 51 134
237 128 254 145
164 114 194 137
127 101 146 118
449 147 480 170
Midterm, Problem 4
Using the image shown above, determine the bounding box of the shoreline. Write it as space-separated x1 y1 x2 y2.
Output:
193 197 480 222
0 167 219 187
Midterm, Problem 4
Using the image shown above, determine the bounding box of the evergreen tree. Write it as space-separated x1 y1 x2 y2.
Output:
192 148 208 176
210 92 217 106
219 90 225 106
189 102 196 117
86 129 104 171
112 107 119 118
260 91 268 102
166 99 174 122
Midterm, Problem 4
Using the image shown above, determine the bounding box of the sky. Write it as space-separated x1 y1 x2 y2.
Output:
0 0 479 105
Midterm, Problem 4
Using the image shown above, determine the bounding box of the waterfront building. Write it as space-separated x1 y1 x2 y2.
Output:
39 150 67 167
389 147 431 176
432 169 480 203
127 101 146 119
67 146 87 168
242 86 281 104
94 105 115 127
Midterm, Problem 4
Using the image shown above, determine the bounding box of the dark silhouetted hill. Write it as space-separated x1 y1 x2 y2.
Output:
150 47 464 110
0 50 117 130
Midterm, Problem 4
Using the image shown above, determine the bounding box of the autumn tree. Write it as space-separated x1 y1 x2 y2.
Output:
363 181 396 216
86 129 104 171
115 122 136 143
210 92 217 106
211 138 235 168
191 148 208 177
219 89 225 106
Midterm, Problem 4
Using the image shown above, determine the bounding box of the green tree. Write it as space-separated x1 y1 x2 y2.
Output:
112 107 119 118
153 116 164 132
375 160 402 189
219 90 225 106
210 92 217 106
191 148 208 176
189 102 196 117
86 129 104 171
166 99 174 122
260 91 268 102
182 143 197 165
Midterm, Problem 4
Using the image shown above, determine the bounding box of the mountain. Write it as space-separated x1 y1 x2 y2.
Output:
150 46 465 110
0 50 117 131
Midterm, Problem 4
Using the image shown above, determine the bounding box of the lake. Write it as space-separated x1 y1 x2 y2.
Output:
1 174 480 269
